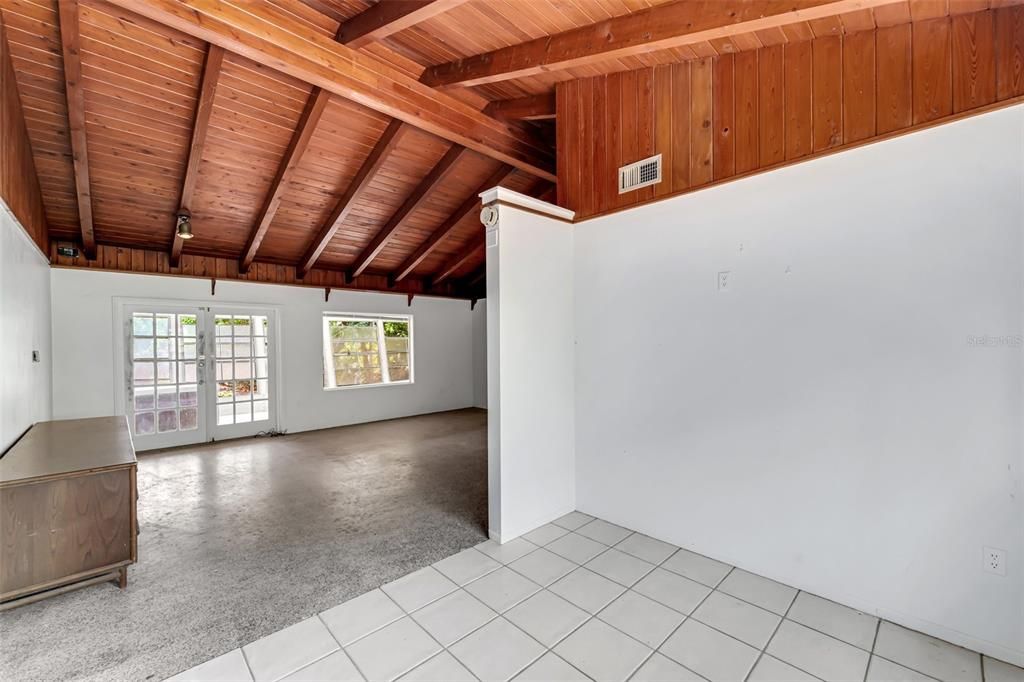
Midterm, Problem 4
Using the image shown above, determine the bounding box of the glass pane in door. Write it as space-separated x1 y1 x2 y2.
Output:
214 314 270 426
130 312 200 437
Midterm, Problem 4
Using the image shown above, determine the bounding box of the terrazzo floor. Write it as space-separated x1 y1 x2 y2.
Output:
171 511 1024 682
0 409 489 682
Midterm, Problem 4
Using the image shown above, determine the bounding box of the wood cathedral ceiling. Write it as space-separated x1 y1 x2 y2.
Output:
0 0 1010 298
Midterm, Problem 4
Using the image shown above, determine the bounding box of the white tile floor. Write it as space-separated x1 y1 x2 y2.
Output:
167 513 1024 682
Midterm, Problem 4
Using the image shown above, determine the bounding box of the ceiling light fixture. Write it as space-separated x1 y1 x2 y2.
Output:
176 210 194 240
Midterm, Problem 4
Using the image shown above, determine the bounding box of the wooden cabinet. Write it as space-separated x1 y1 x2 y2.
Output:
0 417 137 609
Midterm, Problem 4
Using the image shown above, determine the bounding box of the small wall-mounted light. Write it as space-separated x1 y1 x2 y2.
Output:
176 210 194 240
56 243 80 258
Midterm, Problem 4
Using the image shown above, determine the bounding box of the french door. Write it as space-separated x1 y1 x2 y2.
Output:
209 309 275 442
123 304 276 450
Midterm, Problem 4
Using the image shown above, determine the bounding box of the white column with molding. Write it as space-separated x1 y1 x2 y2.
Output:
482 187 576 542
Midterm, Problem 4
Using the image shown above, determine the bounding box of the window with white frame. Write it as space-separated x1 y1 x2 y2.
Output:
322 314 413 389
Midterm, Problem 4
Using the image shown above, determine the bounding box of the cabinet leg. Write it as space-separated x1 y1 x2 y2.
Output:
117 566 128 589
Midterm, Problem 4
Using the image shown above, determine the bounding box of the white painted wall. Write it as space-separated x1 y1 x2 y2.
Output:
472 301 487 408
0 205 52 452
573 105 1024 664
487 192 576 541
50 269 478 435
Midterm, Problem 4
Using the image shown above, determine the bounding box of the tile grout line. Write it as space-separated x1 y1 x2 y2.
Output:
314 613 372 682
779 612 878 654
869 651 972 682
580 541 661 589
501 540 586 587
383 547 554 681
212 552 804 682
432 539 575 681
541 588 654 682
743 586 803 682
404 649 475 681
184 514 1016 682
274 649 341 682
443 525 690 680
863 619 882 682
869 618 881 653
532 523 699 666
681 584 876 663
509 606 595 682
466 613 552 680
719 581 983 682
634 564 806 675
325 574 473 681
659 565 736 676
598 525 999 681
380 571 485 682
500 527 867 682
688 571 890 661
277 553 492 680
628 565 736 682
868 618 988 682
245 532 736 682
238 645 256 682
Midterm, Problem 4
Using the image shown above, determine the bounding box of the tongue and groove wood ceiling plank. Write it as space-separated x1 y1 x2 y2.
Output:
6 0 1008 298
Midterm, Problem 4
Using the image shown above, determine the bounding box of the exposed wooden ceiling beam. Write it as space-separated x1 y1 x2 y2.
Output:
57 0 96 260
454 264 486 301
239 88 331 274
431 233 484 287
297 120 407 278
103 0 555 182
174 44 225 266
340 0 469 48
348 144 468 280
536 183 557 204
421 0 904 88
430 180 555 286
484 94 556 121
465 265 485 288
391 164 515 284
522 178 557 203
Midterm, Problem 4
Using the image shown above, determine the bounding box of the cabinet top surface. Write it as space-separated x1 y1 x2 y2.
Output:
0 417 136 484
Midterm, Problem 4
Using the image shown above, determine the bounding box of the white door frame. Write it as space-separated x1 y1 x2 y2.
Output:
205 306 279 442
118 302 209 450
112 297 286 449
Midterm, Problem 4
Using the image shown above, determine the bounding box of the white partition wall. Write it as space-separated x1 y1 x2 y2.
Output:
573 105 1024 665
0 205 52 452
472 302 487 409
50 270 480 435
484 188 576 542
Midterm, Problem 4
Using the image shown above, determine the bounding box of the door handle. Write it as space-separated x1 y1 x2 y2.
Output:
197 331 206 385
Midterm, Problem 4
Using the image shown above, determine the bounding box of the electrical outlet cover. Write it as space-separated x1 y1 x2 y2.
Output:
983 546 1006 576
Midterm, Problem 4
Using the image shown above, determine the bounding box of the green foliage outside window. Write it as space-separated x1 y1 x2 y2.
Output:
383 321 408 337
324 317 411 387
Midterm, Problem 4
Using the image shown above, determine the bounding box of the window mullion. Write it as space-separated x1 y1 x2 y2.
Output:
321 314 409 389
322 318 337 388
376 320 391 383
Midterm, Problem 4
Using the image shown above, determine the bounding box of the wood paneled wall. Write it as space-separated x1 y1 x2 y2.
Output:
48 242 466 299
556 6 1024 220
0 13 48 253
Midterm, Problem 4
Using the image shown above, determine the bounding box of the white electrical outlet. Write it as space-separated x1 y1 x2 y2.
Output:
983 546 1006 576
718 271 731 292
